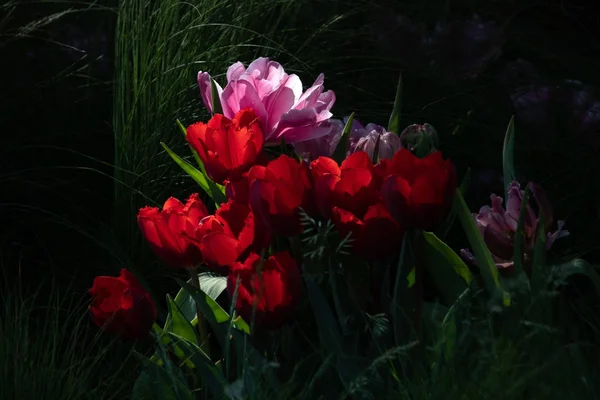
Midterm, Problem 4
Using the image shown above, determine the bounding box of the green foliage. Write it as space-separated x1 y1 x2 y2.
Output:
0 281 136 400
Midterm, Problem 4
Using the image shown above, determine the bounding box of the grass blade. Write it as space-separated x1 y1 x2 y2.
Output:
502 116 516 199
387 74 403 134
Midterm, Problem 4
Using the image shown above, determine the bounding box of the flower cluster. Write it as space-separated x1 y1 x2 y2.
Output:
87 57 568 344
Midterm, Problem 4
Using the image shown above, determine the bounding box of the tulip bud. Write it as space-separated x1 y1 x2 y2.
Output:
399 123 439 158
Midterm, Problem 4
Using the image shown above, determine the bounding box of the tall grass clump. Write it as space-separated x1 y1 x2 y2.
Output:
0 274 138 400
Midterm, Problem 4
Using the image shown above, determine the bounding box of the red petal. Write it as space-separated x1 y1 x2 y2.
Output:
341 151 373 170
310 156 340 179
200 232 240 267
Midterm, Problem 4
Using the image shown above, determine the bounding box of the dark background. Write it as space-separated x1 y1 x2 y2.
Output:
1 0 600 303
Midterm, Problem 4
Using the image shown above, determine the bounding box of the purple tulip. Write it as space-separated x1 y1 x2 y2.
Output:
197 57 336 145
347 119 403 161
460 181 569 274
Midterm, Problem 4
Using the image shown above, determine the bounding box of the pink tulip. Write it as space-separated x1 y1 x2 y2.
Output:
197 57 336 145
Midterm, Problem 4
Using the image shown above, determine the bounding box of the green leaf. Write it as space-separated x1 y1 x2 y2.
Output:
513 185 532 278
160 142 227 204
421 231 471 304
198 272 228 301
176 119 188 137
332 112 355 163
455 190 511 307
502 116 516 199
177 279 250 338
211 78 223 115
387 74 403 134
391 234 416 346
165 294 198 345
436 168 471 240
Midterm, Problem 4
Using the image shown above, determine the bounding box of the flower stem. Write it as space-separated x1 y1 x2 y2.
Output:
189 268 210 356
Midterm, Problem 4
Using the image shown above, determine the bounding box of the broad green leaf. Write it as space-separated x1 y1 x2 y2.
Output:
211 78 223 115
332 112 355 163
166 294 198 345
391 234 415 346
387 74 403 134
436 168 471 240
421 231 471 304
177 279 250 337
455 190 511 306
157 274 233 368
502 116 516 199
513 185 532 278
198 272 228 301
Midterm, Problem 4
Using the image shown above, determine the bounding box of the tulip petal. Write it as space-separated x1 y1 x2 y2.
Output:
198 72 222 114
200 232 240 267
227 62 247 82
221 79 268 123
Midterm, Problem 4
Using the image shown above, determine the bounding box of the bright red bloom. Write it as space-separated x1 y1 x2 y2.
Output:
194 200 271 269
89 269 157 340
247 155 312 237
310 152 403 258
137 193 208 269
332 203 403 260
227 252 302 330
310 151 381 219
382 149 456 230
186 108 264 184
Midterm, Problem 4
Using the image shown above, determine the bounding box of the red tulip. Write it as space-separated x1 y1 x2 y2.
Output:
332 203 404 260
89 269 157 340
310 152 403 258
382 149 456 230
225 174 250 204
137 193 208 269
186 108 265 185
247 155 312 236
227 252 302 330
194 200 271 269
310 151 380 219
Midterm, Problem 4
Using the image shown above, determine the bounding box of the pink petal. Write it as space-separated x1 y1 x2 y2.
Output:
227 62 246 82
197 72 222 114
221 80 268 122
263 75 301 134
272 109 332 144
